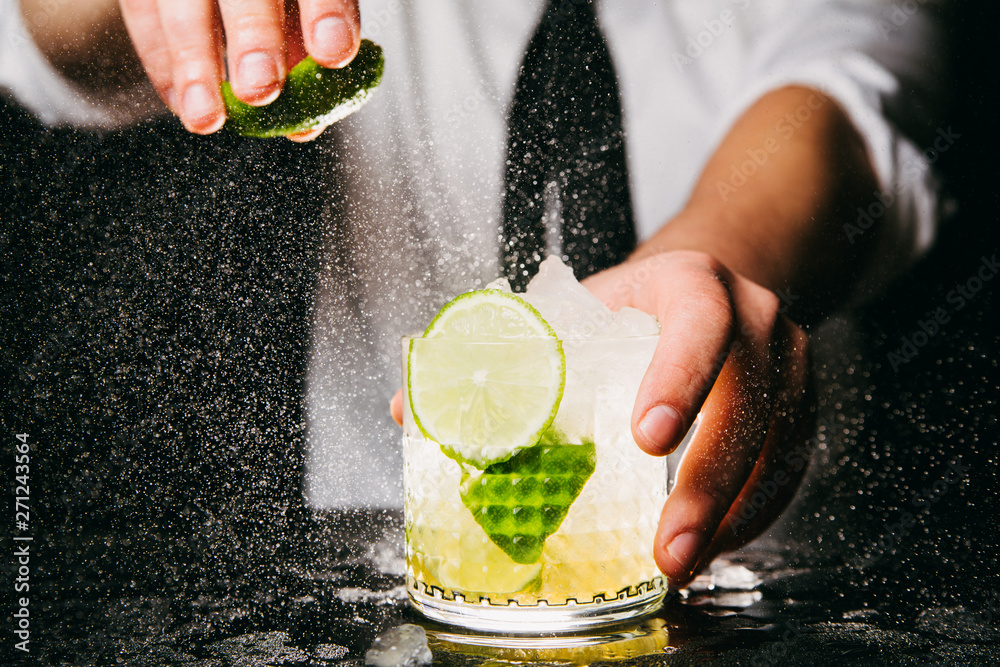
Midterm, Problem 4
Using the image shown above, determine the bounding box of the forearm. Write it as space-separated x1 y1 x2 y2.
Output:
20 0 144 94
637 85 880 323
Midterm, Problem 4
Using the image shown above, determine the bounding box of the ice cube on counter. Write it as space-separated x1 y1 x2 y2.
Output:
365 624 432 667
709 560 762 591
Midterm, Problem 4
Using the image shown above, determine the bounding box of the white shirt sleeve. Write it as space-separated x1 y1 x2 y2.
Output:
0 0 162 129
715 0 949 295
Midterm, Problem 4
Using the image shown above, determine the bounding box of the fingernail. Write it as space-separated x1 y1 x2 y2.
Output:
286 128 323 143
182 83 217 123
238 51 280 95
666 532 706 577
312 15 356 67
638 405 683 453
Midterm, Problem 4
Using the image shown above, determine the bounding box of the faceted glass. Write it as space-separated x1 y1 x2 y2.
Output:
402 334 668 633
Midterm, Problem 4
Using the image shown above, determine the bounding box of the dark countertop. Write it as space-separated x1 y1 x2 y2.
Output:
13 277 1000 665
3 12 999 660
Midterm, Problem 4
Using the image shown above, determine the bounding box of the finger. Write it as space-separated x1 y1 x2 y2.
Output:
299 0 360 68
286 127 324 142
622 252 740 457
588 253 809 585
157 0 226 133
218 0 286 105
390 390 403 426
283 0 308 66
702 319 812 557
119 0 176 110
651 317 774 584
641 265 782 583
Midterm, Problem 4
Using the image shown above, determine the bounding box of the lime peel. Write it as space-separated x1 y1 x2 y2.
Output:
460 430 596 564
221 39 384 138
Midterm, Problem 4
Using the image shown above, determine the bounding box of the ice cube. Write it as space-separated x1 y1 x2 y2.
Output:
525 257 608 313
522 257 613 338
484 277 512 292
610 306 661 336
709 560 761 591
364 624 432 667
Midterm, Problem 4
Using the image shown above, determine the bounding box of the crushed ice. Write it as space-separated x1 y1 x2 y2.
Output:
488 257 660 338
368 538 407 576
364 624 433 667
709 560 762 591
335 585 408 605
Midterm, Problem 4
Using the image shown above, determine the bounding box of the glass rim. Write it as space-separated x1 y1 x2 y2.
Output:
402 333 661 343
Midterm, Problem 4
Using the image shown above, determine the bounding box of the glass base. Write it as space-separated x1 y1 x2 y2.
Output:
423 616 670 656
407 579 667 634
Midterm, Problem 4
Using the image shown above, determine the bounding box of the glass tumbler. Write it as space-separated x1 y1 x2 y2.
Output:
402 333 670 633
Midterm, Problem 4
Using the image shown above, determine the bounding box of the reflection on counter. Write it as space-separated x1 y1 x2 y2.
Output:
423 618 669 663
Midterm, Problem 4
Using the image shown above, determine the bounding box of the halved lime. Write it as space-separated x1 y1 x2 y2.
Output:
407 290 565 469
221 39 384 138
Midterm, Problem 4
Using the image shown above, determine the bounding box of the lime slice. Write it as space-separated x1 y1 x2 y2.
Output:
407 290 565 469
221 39 384 138
422 288 559 341
460 430 596 564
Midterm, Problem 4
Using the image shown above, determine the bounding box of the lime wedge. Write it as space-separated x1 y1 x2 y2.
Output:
460 430 595 564
221 39 384 138
407 290 565 469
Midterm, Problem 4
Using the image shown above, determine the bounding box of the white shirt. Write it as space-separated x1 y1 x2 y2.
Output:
1 0 946 508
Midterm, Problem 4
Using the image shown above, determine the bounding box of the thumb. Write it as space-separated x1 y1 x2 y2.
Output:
390 390 403 426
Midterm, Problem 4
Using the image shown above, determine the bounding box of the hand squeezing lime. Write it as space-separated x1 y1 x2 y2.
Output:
221 39 384 138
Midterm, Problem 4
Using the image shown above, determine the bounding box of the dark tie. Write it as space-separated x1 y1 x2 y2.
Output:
502 0 636 291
